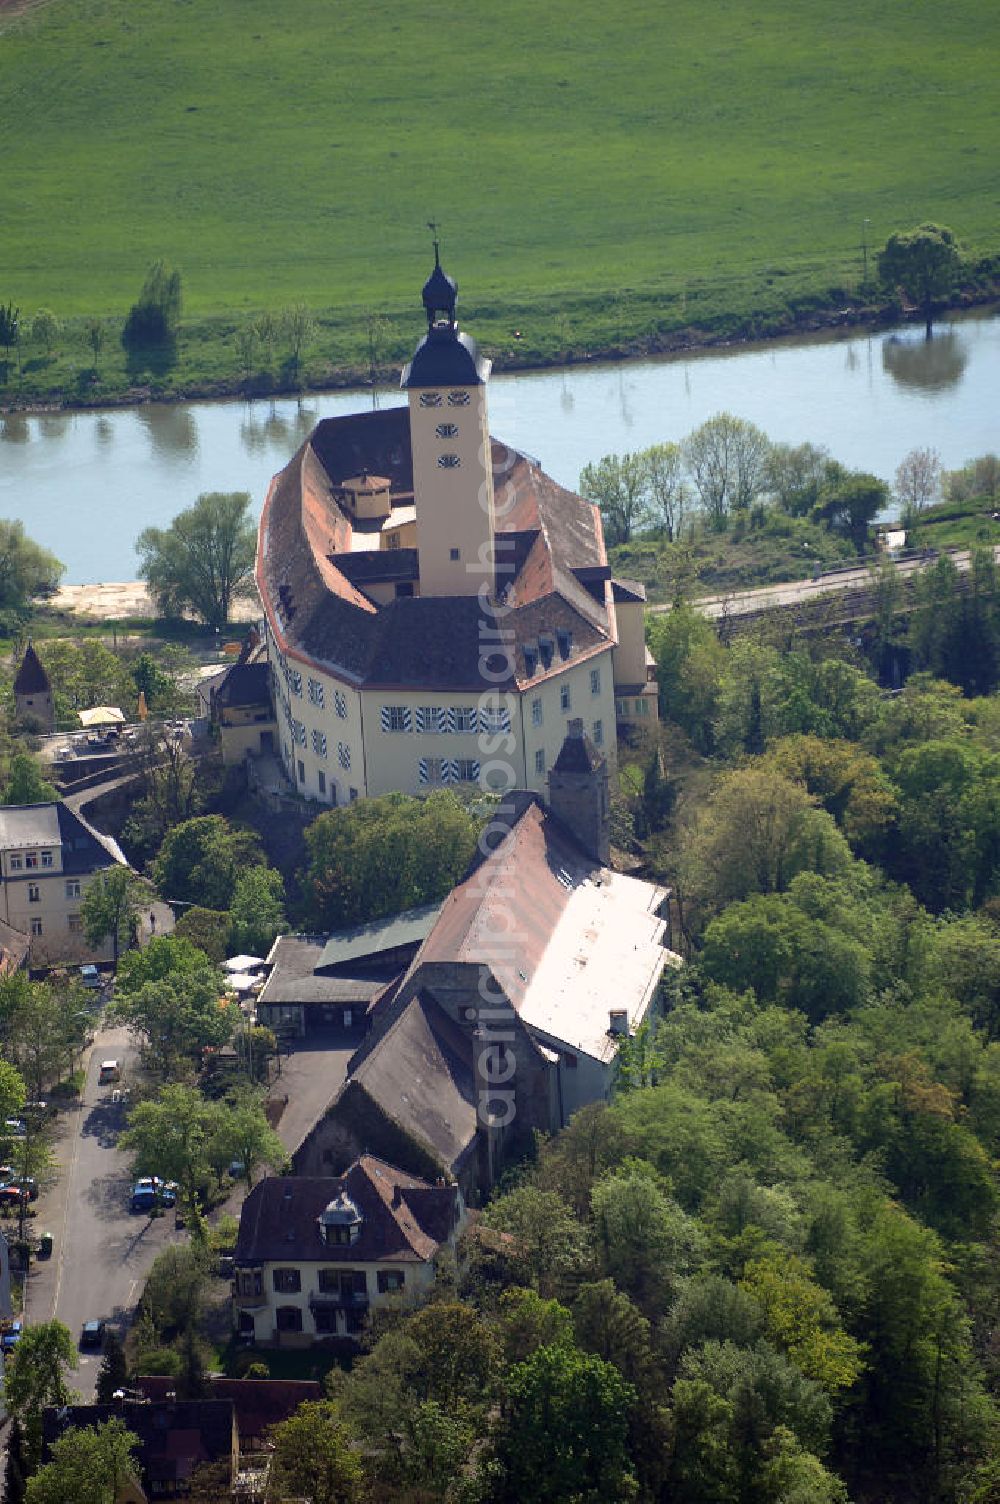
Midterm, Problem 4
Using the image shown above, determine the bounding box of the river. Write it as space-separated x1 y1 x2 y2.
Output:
3 308 998 584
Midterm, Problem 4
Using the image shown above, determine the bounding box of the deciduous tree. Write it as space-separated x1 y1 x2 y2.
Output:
895 445 942 516
26 1418 139 1504
579 451 652 545
81 867 143 967
122 260 182 348
121 1084 227 1237
137 491 257 626
152 815 263 910
682 414 771 529
0 521 63 610
228 865 287 956
2 1320 77 1466
303 790 479 930
268 1402 367 1504
1 753 57 806
877 223 961 337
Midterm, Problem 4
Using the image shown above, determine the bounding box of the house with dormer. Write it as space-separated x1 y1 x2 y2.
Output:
231 1155 465 1346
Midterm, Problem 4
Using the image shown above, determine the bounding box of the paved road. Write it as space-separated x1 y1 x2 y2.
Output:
654 546 992 622
23 1025 183 1398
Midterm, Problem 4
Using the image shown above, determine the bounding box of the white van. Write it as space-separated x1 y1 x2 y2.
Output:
98 1060 121 1085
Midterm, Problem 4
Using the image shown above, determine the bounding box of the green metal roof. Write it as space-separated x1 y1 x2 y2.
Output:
315 903 442 974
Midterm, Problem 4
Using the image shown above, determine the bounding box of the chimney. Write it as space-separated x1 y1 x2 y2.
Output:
547 719 611 866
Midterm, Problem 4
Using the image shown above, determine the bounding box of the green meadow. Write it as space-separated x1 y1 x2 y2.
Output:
1 0 998 401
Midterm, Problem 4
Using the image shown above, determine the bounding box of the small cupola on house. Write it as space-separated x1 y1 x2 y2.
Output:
547 718 611 866
318 1189 363 1246
401 243 495 599
14 642 54 731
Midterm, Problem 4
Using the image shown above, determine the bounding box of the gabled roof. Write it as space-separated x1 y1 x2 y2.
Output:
315 902 442 974
348 992 478 1174
136 1376 323 1440
42 1401 235 1487
0 803 126 872
212 661 271 709
13 643 50 695
234 1154 459 1265
406 794 672 1061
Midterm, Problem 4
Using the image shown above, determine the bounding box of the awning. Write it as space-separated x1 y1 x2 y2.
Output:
78 706 125 728
225 973 263 994
224 955 266 973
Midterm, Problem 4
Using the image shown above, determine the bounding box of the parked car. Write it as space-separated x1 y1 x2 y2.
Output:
130 1176 176 1213
1 1320 23 1351
38 1230 53 1258
80 1320 105 1349
98 1060 121 1085
0 1177 39 1202
0 1186 24 1208
80 965 103 990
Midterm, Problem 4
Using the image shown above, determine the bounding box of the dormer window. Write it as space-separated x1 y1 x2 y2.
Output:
318 1191 363 1246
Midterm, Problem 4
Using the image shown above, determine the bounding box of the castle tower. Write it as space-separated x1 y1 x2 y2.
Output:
547 718 611 866
401 247 495 597
14 642 54 731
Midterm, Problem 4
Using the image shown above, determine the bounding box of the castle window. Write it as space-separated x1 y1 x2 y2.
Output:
451 706 476 734
273 1268 301 1293
386 532 401 550
41 851 53 868
560 684 571 712
318 770 326 796
338 743 351 770
290 671 302 697
308 678 324 708
66 880 81 899
435 422 459 438
293 719 306 746
447 391 471 406
455 759 480 783
334 691 348 719
418 706 445 734
297 760 305 784
535 749 545 776
68 915 81 934
616 698 630 717
419 757 446 785
28 884 39 904
438 454 461 469
377 1270 405 1294
30 919 42 937
449 547 460 560
311 729 327 758
593 720 604 746
382 706 412 733
25 853 38 870
636 697 651 717
419 392 443 407
590 668 601 695
275 1306 303 1333
8 856 21 871
479 705 511 734
531 698 543 727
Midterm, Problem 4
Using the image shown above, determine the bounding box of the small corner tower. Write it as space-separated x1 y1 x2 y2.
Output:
547 718 611 866
14 642 54 731
401 242 495 598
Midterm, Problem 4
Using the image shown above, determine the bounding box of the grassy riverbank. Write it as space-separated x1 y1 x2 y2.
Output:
2 0 999 406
